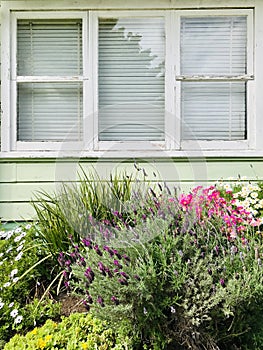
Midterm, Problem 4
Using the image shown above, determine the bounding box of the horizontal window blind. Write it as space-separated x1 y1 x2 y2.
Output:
98 17 165 141
17 20 82 76
181 82 246 140
180 16 247 140
17 20 83 142
17 83 83 141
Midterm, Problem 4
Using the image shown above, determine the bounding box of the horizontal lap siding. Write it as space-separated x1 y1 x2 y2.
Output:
1 159 263 221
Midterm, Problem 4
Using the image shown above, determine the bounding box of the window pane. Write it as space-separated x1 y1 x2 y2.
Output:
181 16 247 75
181 82 246 140
17 83 83 141
17 20 82 76
98 17 165 141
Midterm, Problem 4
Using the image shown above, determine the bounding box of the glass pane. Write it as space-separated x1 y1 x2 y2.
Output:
98 17 165 141
181 16 247 75
17 20 82 76
181 82 246 140
17 83 83 141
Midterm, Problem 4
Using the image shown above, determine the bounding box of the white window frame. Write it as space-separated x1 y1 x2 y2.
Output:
175 9 255 151
0 6 255 156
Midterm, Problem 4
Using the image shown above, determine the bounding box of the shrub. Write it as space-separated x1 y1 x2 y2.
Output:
32 169 143 257
0 224 61 348
61 185 263 349
4 312 134 350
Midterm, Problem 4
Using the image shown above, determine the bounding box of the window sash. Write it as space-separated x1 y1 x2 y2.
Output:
2 9 253 154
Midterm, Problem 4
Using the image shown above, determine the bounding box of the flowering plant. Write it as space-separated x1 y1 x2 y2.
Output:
61 185 263 350
0 224 60 346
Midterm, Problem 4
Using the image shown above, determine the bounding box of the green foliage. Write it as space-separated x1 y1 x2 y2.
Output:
4 312 134 350
0 224 61 348
32 169 139 257
63 186 263 350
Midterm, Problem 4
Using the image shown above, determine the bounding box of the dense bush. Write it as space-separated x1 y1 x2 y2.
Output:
3 173 263 349
0 224 61 348
4 312 134 350
60 185 263 349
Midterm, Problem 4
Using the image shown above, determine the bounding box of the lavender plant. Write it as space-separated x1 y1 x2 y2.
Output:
61 186 263 350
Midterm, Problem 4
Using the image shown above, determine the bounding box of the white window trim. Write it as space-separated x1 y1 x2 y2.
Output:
176 9 255 151
90 10 169 152
9 11 88 152
0 5 256 157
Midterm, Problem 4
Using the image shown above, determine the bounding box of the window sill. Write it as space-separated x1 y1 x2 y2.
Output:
0 149 262 159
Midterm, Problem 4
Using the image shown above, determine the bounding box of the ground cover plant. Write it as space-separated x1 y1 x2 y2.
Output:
2 172 263 349
4 312 133 350
0 224 61 348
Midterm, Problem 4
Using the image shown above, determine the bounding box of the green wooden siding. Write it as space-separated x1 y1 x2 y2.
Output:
1 158 263 221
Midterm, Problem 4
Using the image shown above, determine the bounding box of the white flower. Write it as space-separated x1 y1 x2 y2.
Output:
170 306 176 313
0 231 7 238
15 227 22 233
0 302 4 309
10 309 18 318
9 302 14 308
14 315 23 324
14 235 23 242
224 184 232 191
6 247 13 254
25 224 32 230
5 230 14 240
10 269 18 278
15 252 23 261
16 244 24 252
0 252 4 258
250 192 259 199
12 277 19 283
3 282 11 288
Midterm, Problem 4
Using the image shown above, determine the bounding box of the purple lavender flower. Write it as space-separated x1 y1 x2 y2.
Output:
103 246 114 257
64 281 70 289
113 260 123 269
84 267 95 283
98 262 106 276
220 278 225 287
122 254 131 263
118 278 128 286
111 296 119 305
94 244 102 256
105 267 113 277
120 271 129 279
86 294 93 304
58 252 65 266
97 296 105 307
82 300 90 311
134 275 141 281
79 257 86 267
63 271 69 280
113 249 122 260
82 238 92 248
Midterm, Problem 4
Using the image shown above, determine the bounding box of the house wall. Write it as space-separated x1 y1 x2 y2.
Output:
1 0 263 222
1 158 263 221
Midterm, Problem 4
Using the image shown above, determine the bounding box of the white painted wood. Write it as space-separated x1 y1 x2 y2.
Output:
0 2 259 157
0 0 256 11
0 6 11 152
176 75 254 81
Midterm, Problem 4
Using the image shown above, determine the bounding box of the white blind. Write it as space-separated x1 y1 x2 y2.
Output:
98 17 165 141
180 16 247 140
17 20 83 141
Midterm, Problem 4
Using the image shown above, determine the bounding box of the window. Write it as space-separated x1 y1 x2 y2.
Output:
1 9 254 155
